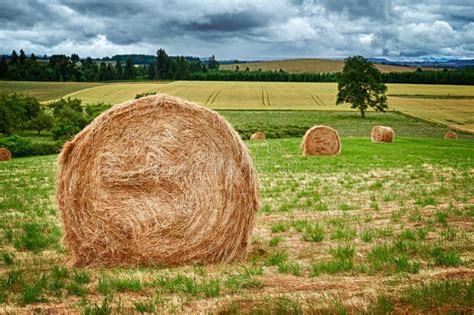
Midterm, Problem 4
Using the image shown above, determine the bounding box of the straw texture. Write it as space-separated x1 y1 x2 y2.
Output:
250 132 266 140
444 131 458 140
371 126 394 143
302 125 341 156
56 94 259 267
0 148 11 161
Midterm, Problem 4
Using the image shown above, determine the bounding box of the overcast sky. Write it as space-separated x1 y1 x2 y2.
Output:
1 0 473 60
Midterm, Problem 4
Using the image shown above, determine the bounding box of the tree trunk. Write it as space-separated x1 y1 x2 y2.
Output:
360 107 365 118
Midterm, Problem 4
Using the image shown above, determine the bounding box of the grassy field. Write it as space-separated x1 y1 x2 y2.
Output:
220 58 439 73
222 111 474 139
1 80 473 132
0 130 473 312
0 81 104 101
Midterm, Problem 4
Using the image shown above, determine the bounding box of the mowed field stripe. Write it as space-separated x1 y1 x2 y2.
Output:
7 80 472 132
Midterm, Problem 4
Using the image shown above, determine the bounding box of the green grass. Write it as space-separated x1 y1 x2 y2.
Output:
266 251 289 266
133 298 157 313
370 279 474 313
271 222 289 233
96 275 142 295
400 279 474 311
430 247 463 267
154 274 221 298
277 262 302 276
249 137 474 175
225 272 263 292
301 223 325 242
219 110 471 139
82 297 112 315
269 236 283 247
311 259 354 276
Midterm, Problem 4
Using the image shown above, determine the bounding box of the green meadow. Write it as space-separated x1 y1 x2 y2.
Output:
1 109 473 312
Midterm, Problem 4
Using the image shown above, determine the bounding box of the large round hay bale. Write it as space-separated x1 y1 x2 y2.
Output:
250 132 266 140
302 125 341 156
444 131 458 140
56 94 259 267
371 126 394 143
0 148 11 161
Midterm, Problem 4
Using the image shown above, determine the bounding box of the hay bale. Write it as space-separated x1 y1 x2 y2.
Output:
302 125 341 156
444 131 458 140
0 148 11 161
371 126 394 143
56 94 259 267
250 132 266 140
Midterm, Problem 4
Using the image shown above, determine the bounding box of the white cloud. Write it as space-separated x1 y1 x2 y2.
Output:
359 34 375 44
0 0 472 59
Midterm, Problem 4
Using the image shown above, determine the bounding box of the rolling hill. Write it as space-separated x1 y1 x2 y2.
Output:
221 58 438 73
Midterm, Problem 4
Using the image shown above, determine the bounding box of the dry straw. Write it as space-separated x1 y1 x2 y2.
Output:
250 132 266 140
371 126 394 143
0 148 11 161
302 125 341 156
56 94 260 267
444 131 458 140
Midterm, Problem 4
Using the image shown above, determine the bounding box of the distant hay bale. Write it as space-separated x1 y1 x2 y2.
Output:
302 125 341 156
250 132 266 140
371 126 394 143
444 131 458 140
0 148 11 161
56 94 259 267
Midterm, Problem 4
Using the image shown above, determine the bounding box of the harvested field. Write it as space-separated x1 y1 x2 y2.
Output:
1 80 473 132
220 58 439 73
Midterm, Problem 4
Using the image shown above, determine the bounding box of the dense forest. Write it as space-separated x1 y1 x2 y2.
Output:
1 49 474 85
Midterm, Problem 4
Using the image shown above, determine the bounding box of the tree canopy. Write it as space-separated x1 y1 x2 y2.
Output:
336 56 388 118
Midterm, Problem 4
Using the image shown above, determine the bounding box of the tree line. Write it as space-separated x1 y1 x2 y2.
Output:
0 49 218 82
0 93 111 140
1 49 474 85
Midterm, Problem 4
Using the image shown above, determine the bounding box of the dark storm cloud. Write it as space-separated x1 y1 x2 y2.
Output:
0 0 57 27
319 0 394 20
61 0 146 16
0 0 473 59
185 11 270 32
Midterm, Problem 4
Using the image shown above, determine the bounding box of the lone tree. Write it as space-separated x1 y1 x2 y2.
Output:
336 56 387 118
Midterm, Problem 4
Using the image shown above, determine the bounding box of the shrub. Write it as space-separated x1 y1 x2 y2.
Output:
84 102 112 122
26 110 54 135
0 135 62 157
30 141 63 156
0 135 32 157
135 92 157 99
0 93 41 135
50 98 88 140
51 118 82 140
235 124 309 140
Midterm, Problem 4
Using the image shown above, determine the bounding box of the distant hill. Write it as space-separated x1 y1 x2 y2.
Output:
368 58 474 69
221 58 439 73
